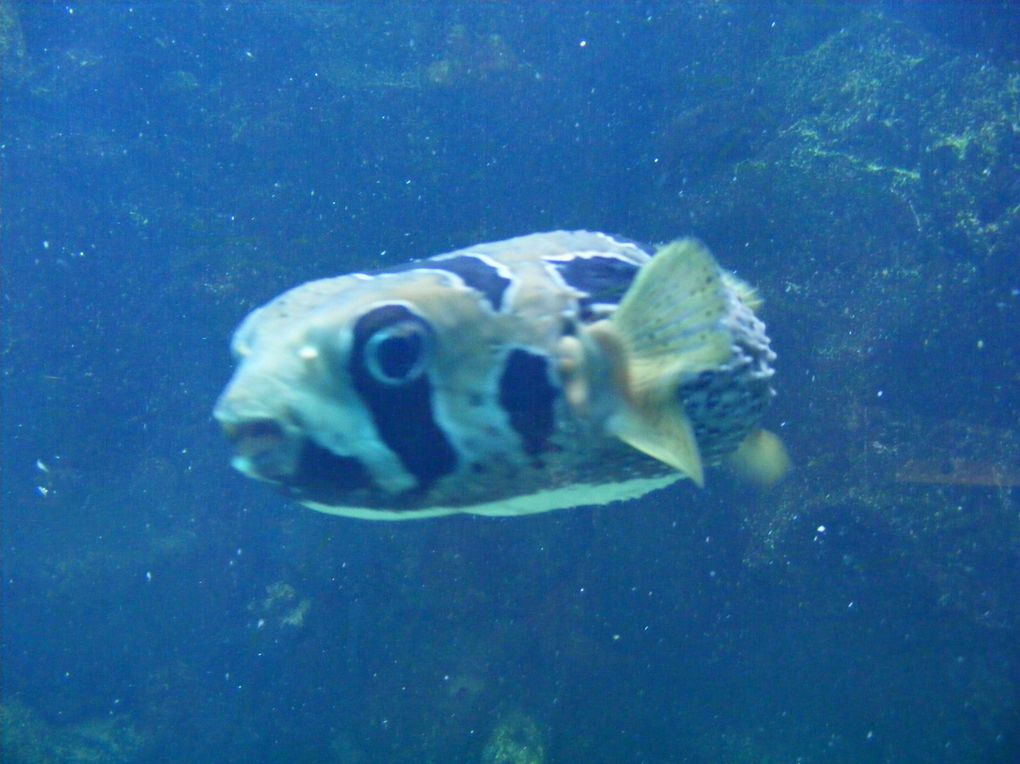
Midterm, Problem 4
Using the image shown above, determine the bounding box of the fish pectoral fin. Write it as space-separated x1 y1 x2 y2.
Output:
610 401 705 487
567 239 741 486
595 238 737 486
611 238 733 390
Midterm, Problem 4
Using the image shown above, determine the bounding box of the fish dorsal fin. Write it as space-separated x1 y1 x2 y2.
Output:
611 239 733 391
723 271 763 312
600 239 737 485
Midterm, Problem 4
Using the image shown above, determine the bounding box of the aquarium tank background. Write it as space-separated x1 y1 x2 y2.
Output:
1 2 1018 762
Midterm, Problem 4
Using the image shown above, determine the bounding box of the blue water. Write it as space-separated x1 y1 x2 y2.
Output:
2 3 1018 762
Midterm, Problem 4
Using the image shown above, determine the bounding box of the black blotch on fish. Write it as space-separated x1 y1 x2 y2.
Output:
285 440 375 504
350 305 457 489
498 349 559 457
390 255 511 312
433 255 512 311
549 256 639 320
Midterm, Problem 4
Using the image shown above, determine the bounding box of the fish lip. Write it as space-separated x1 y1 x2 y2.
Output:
223 419 302 482
221 419 376 501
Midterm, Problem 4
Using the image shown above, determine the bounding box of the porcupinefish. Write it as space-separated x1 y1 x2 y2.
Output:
214 231 780 520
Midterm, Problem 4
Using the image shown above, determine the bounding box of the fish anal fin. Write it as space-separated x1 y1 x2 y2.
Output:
610 402 705 487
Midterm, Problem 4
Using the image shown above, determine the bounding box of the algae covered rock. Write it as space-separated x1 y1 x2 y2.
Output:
481 708 547 764
649 10 1020 631
0 700 148 764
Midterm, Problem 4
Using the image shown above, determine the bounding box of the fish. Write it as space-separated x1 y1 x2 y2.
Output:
213 230 779 520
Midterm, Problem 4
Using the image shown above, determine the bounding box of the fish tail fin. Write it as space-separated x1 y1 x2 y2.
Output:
604 238 735 485
727 429 791 486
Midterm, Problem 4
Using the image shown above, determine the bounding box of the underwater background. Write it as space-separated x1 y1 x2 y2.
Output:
1 2 1018 762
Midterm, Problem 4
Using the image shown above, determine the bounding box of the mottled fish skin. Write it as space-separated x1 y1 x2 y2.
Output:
214 231 775 519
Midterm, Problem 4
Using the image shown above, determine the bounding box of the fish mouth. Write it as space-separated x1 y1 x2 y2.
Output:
223 419 302 482
221 418 375 502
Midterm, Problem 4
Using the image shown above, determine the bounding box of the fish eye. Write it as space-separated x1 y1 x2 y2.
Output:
363 318 433 385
